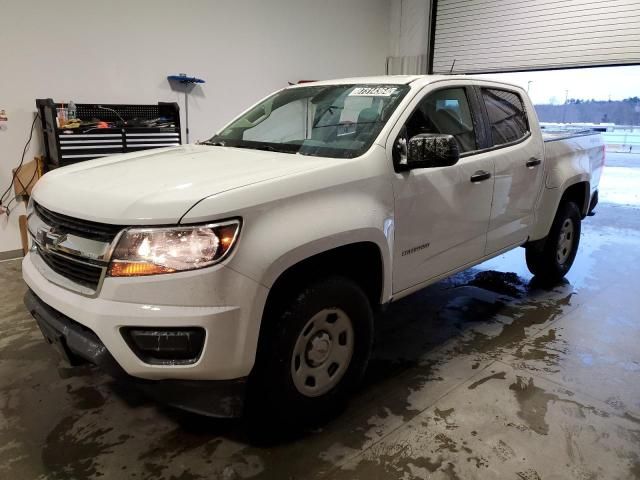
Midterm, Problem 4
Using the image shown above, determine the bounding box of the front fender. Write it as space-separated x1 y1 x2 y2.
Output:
230 185 395 303
260 227 392 301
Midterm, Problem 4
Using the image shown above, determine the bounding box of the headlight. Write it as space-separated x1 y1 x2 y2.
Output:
107 220 240 277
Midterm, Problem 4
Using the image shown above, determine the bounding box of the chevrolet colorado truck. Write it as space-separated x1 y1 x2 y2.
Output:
23 75 604 419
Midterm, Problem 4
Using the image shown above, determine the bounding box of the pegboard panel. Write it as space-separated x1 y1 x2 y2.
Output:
71 104 163 122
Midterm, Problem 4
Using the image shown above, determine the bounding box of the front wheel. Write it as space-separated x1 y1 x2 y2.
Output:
247 276 374 427
526 201 581 283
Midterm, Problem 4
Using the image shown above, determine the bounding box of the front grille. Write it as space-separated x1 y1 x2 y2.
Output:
37 246 104 290
35 203 123 242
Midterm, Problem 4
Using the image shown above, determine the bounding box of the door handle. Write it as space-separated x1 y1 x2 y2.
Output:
470 170 491 183
526 158 542 168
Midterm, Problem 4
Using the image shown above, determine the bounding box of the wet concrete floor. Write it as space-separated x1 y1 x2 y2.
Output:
1 201 639 479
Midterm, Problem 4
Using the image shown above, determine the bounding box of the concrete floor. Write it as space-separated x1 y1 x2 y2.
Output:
1 164 640 479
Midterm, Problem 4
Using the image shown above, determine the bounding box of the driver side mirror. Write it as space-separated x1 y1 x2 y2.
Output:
398 133 460 171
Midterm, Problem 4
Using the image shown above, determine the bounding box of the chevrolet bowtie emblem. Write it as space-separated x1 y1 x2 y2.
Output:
51 232 68 248
37 227 68 250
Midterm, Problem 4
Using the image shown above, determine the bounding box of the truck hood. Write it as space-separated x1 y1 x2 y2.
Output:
33 145 329 224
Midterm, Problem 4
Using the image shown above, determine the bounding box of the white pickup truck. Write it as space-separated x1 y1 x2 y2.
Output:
23 75 604 419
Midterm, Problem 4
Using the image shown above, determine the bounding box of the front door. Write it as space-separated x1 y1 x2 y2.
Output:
390 85 495 294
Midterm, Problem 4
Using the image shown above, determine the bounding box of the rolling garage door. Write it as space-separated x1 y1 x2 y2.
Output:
431 0 640 73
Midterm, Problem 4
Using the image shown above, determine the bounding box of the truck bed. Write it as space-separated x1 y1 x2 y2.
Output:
541 129 602 143
542 130 605 201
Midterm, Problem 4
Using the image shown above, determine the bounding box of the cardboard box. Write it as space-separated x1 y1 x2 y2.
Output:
13 157 43 197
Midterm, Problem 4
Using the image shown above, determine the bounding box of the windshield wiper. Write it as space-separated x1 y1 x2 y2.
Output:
313 105 344 127
203 139 294 154
232 143 283 153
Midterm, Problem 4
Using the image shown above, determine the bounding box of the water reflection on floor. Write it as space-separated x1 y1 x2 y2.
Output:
1 203 639 479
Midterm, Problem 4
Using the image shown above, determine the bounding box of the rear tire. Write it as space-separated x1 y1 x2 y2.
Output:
247 276 374 429
526 201 581 284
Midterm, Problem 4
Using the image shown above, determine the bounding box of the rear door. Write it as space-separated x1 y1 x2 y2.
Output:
388 82 495 293
474 84 545 254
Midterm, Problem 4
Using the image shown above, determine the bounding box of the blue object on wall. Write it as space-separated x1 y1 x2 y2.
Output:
167 75 206 85
167 74 206 142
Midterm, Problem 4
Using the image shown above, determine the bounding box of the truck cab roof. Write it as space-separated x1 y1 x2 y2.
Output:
290 74 523 91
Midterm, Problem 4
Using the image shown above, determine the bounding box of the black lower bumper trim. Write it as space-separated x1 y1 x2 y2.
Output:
24 289 246 417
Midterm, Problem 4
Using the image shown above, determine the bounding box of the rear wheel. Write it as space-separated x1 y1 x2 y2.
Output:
526 201 581 283
247 276 373 427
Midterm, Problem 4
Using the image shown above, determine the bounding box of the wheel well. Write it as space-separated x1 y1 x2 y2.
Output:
561 182 589 217
264 242 384 316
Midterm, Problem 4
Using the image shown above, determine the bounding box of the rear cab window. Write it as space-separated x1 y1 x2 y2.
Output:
481 88 530 147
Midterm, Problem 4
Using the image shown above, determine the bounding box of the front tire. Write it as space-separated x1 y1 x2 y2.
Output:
247 276 374 427
526 201 581 283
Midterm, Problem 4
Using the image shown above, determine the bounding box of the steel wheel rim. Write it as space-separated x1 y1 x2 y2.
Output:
557 218 575 265
291 308 354 397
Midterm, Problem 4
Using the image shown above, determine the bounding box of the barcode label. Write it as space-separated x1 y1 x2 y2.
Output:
349 87 398 97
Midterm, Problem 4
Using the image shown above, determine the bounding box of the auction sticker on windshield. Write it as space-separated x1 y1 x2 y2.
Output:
349 86 398 96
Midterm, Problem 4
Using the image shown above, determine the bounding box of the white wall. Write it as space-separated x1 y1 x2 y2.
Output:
387 0 430 74
389 0 430 58
0 0 391 254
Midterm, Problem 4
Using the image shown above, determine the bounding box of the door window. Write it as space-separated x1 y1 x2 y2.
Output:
481 88 529 146
403 87 478 153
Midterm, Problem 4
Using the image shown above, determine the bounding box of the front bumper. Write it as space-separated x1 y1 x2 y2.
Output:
25 289 246 417
22 251 269 381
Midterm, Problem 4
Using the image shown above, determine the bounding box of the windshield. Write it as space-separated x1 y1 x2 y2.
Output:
207 84 410 158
